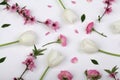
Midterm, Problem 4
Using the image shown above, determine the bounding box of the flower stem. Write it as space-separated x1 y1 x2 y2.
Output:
42 41 59 47
0 40 19 47
99 49 120 57
92 28 107 37
19 67 28 80
58 0 66 9
40 66 50 80
98 2 109 22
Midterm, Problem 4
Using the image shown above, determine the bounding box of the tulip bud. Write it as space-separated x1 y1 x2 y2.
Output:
47 49 64 67
63 9 78 24
19 30 37 46
111 20 120 33
80 39 99 53
0 30 37 47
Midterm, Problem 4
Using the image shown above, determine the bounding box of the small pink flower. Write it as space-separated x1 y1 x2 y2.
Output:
23 9 31 17
22 53 35 71
24 16 36 24
10 4 19 12
44 19 53 27
58 71 73 80
85 69 101 79
58 34 67 47
51 21 60 31
86 22 94 34
105 7 112 14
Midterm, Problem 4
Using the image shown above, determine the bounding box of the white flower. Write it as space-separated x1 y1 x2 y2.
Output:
80 39 99 53
19 30 37 46
47 49 64 67
63 9 78 24
111 20 120 33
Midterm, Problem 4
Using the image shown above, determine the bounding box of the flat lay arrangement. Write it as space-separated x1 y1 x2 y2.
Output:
0 0 120 80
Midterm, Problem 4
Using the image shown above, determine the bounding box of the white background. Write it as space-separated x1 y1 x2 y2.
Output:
0 0 120 80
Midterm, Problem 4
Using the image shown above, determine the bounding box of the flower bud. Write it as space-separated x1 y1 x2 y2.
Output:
80 39 99 53
19 30 37 46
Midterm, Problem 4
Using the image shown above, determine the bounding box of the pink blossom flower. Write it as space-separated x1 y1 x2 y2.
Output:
24 16 36 24
51 21 60 31
43 19 60 31
21 8 31 17
42 34 67 47
105 7 112 14
22 53 35 71
58 71 73 80
58 34 67 47
10 4 19 12
86 22 94 34
44 19 53 27
85 69 101 79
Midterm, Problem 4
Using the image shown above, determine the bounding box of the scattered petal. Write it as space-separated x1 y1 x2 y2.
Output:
74 29 79 34
87 0 92 2
47 5 52 8
71 1 76 4
45 32 50 36
71 57 78 63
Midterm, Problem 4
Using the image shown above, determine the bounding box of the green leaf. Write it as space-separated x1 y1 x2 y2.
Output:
112 66 118 73
0 57 6 63
1 24 11 28
0 0 7 5
104 69 112 74
33 45 46 58
91 59 99 65
81 14 86 22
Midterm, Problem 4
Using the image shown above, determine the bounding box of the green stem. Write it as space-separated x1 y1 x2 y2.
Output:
42 41 60 47
92 28 107 37
0 40 19 47
58 0 66 9
40 66 50 80
99 49 120 57
19 67 28 80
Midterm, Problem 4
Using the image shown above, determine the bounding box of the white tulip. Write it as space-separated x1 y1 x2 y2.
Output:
0 30 37 47
80 39 120 57
63 9 78 24
40 50 64 80
111 20 120 33
47 49 64 67
19 30 37 46
80 39 99 53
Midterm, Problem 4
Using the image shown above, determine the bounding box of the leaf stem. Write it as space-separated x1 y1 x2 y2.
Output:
0 40 19 47
99 49 120 57
58 0 66 9
92 28 107 37
40 66 50 80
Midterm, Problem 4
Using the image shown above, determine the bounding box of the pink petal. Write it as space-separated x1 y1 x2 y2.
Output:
87 0 92 2
74 29 79 34
45 32 50 36
71 1 76 4
86 22 94 34
47 5 52 8
71 57 78 63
